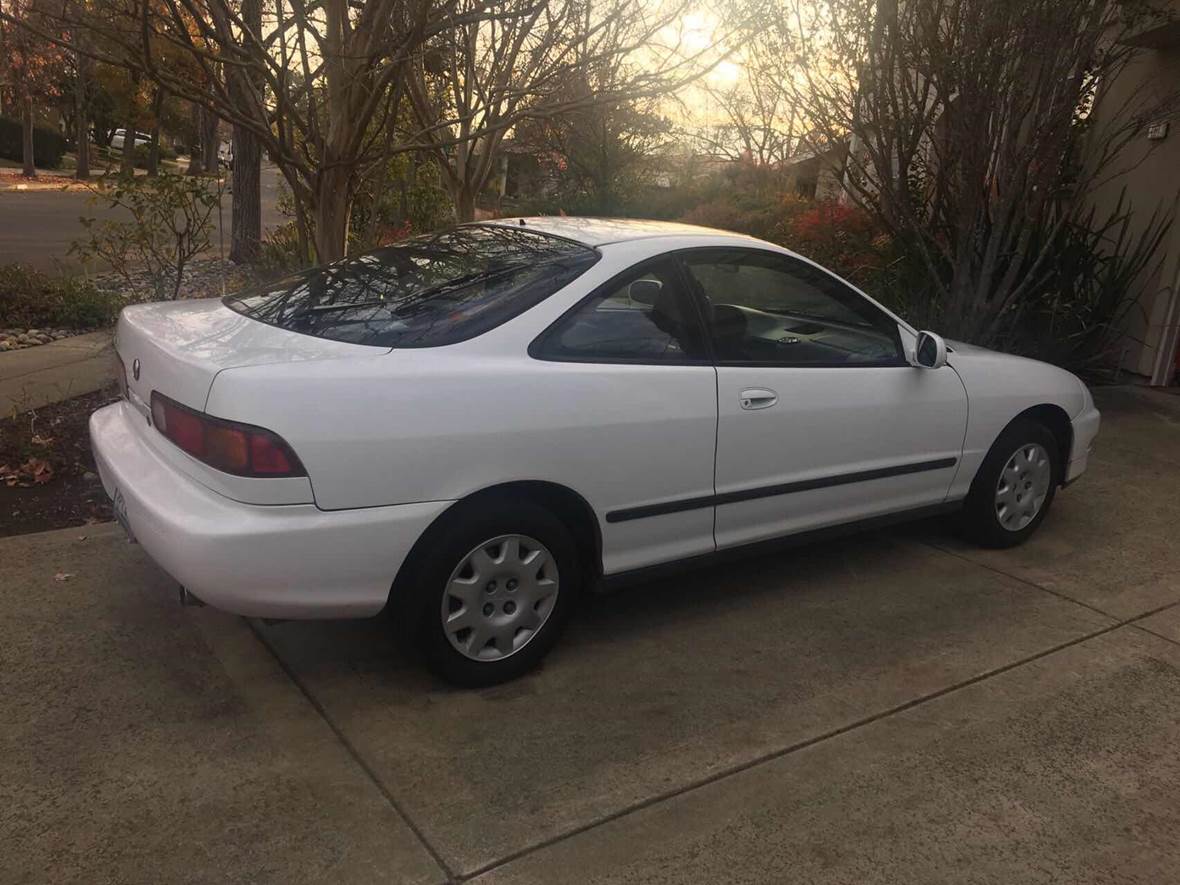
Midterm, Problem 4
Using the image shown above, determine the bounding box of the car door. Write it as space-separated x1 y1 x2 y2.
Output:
679 247 968 550
529 255 719 573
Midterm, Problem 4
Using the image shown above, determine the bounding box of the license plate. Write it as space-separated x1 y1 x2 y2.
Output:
111 487 136 543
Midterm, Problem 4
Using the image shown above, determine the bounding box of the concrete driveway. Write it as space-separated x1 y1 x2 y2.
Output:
4 386 1180 884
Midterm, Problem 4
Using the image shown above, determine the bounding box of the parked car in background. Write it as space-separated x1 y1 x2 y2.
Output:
90 218 1100 686
109 129 150 151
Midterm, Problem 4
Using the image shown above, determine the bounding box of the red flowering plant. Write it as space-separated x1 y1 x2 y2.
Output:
781 202 890 285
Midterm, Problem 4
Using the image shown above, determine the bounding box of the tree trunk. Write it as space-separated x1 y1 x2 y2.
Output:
146 88 164 176
453 184 477 223
227 0 263 263
229 125 262 262
20 98 36 178
120 73 140 179
74 111 90 180
185 102 204 175
73 46 91 181
200 107 219 174
312 167 352 262
146 128 161 176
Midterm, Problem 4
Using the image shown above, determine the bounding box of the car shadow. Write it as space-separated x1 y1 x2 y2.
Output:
254 520 954 688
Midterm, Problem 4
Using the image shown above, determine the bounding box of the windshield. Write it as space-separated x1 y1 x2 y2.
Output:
224 225 600 348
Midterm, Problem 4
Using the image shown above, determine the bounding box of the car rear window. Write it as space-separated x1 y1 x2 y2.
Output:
223 224 600 348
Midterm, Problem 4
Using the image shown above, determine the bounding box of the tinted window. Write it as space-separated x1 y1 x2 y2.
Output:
683 250 903 366
533 260 707 362
224 225 599 347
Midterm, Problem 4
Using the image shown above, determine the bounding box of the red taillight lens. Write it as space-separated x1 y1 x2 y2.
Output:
150 392 305 478
249 433 295 474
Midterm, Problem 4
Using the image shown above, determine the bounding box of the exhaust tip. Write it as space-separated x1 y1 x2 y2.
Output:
178 585 206 607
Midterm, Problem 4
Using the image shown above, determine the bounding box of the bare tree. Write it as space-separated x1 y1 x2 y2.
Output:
10 0 734 258
5 0 475 259
405 0 721 222
691 32 798 169
518 58 673 214
774 0 1180 342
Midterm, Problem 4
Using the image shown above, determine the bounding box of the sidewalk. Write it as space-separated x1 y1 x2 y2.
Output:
0 330 114 415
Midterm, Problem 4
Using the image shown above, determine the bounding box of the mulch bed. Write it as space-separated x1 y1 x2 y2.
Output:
0 386 119 537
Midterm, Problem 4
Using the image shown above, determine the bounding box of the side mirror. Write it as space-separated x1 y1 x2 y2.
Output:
628 278 662 306
914 330 948 369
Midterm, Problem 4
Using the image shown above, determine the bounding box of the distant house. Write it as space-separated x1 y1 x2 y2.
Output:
1088 3 1180 385
780 141 848 201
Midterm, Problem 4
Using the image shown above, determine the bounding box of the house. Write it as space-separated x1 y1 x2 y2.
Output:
1089 4 1180 385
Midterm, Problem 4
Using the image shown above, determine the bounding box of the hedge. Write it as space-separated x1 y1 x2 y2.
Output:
0 116 66 169
0 265 122 330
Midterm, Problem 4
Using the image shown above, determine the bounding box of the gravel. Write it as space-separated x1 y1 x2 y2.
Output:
89 257 263 303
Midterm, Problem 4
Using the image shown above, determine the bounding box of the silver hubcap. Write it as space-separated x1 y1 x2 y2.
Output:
442 534 559 662
995 442 1052 532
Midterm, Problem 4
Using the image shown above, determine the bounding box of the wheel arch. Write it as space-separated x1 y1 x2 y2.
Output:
1005 404 1073 484
387 480 603 612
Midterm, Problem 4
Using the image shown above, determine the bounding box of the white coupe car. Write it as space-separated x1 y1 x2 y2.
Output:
108 129 150 151
91 218 1100 685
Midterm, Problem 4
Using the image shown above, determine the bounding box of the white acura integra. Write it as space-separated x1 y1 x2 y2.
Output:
91 218 1100 685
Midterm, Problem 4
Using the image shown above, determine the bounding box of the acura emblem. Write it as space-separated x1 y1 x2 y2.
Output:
132 358 141 381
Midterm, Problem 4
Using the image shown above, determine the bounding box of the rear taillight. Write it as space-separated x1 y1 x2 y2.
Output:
150 392 305 478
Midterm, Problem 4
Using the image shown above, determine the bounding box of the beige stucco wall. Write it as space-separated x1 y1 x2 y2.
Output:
1088 14 1180 382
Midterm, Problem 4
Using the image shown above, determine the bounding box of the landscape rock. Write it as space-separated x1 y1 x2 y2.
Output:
0 328 87 353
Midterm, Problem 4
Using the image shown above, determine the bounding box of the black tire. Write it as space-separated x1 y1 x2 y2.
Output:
403 497 581 687
961 418 1061 548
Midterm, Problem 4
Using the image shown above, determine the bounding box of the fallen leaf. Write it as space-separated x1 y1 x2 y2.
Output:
26 458 53 485
53 572 75 582
30 434 55 447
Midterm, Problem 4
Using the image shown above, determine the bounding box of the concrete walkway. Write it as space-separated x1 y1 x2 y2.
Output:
0 330 114 415
3 385 1180 883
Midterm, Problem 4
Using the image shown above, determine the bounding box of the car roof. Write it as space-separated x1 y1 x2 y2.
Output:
480 216 762 248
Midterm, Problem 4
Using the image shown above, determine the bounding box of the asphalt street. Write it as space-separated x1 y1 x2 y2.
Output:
0 163 284 272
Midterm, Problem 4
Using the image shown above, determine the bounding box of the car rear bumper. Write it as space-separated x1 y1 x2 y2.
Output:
1065 404 1100 484
90 401 449 618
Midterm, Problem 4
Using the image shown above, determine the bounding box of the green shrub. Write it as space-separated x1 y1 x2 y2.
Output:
0 116 66 169
259 220 313 275
71 173 220 300
1002 196 1174 376
349 157 454 252
0 265 123 329
679 193 809 243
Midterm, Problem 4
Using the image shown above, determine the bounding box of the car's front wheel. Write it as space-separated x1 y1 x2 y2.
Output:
962 418 1061 548
407 499 580 686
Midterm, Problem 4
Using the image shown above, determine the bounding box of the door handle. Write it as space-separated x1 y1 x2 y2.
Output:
739 388 778 410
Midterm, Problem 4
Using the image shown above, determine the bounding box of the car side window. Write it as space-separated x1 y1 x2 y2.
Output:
533 259 708 362
682 249 904 366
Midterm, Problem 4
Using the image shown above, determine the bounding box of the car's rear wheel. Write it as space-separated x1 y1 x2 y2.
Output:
962 418 1060 548
407 500 580 686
